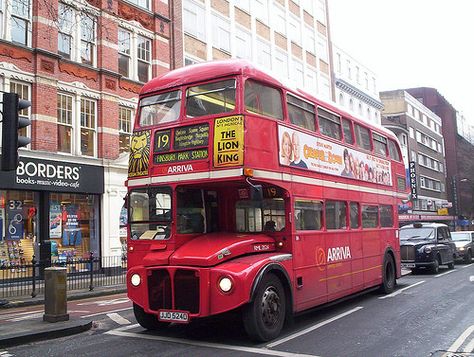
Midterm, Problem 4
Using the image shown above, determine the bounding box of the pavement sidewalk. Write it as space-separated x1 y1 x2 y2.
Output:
0 285 126 348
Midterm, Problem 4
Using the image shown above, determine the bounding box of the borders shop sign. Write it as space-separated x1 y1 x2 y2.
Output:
0 157 104 194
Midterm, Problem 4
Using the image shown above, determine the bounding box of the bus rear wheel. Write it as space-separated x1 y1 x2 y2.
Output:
380 254 396 294
243 273 286 342
133 303 170 330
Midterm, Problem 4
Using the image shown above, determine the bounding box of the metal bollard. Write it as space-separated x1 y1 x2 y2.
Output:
43 267 69 322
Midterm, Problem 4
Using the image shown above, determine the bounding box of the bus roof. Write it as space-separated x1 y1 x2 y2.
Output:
140 59 398 142
141 59 283 95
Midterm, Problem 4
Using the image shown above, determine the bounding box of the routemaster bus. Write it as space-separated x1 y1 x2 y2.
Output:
126 60 406 341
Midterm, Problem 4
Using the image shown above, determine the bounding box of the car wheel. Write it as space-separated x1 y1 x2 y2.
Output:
379 254 396 293
411 268 419 275
133 303 170 330
447 261 454 269
465 250 472 264
431 257 440 274
243 273 286 342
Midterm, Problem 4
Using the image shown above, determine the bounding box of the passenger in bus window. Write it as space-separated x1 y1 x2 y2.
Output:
280 131 293 165
290 132 308 169
340 149 353 177
264 220 276 232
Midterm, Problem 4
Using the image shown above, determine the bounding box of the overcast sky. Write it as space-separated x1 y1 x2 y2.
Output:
328 0 474 124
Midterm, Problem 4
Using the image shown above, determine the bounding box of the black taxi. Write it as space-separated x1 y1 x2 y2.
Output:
399 223 456 274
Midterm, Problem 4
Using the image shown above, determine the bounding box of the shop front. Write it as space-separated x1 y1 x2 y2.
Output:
0 156 104 271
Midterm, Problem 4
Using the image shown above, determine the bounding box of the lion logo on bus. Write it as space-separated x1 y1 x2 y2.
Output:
129 131 150 177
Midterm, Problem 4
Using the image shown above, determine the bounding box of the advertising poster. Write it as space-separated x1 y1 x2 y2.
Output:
278 125 392 186
62 204 82 246
213 115 244 167
7 200 24 240
49 203 62 238
128 130 151 177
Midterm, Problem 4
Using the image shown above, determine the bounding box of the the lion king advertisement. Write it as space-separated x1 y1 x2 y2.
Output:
128 131 151 177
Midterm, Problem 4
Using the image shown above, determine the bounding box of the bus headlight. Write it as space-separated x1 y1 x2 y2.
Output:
131 273 141 287
218 277 233 293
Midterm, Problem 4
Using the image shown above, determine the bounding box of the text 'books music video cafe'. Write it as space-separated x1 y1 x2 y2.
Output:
0 156 105 272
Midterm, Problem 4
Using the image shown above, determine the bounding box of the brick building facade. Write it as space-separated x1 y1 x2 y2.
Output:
0 0 179 267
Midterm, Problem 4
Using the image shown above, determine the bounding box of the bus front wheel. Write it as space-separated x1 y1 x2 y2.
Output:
133 303 170 330
243 273 286 342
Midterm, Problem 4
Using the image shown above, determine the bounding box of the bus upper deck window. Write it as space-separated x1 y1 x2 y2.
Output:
317 107 341 140
186 79 236 118
287 94 315 131
139 90 181 126
244 80 283 120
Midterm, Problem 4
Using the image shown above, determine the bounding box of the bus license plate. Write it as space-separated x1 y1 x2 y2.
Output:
401 263 416 268
158 310 189 323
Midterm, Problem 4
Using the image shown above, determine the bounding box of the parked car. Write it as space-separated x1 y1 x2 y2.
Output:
451 231 474 263
399 222 456 274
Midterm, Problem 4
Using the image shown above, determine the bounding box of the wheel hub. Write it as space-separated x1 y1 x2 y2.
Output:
261 287 281 327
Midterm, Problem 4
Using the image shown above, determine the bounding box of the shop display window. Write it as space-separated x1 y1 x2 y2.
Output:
49 193 99 261
0 190 39 270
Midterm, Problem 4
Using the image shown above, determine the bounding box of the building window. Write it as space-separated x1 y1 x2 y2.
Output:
183 0 206 41
289 14 301 45
256 39 271 69
272 3 286 35
119 106 133 154
58 3 96 66
137 35 151 82
11 0 31 45
9 81 31 147
124 0 151 10
317 35 328 62
118 29 131 77
80 98 96 157
212 13 230 53
235 28 251 59
304 26 315 54
118 29 151 82
57 93 74 154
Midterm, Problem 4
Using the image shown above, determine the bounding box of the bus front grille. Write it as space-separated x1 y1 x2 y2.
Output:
400 245 416 261
147 268 200 314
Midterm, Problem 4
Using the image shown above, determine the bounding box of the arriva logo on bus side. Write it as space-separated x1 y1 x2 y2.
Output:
327 246 352 262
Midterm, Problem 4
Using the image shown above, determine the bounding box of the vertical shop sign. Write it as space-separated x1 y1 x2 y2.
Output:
62 205 82 246
7 200 24 240
50 203 62 238
409 161 418 200
213 115 244 167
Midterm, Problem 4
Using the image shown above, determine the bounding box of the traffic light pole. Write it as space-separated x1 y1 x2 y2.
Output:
1 92 31 171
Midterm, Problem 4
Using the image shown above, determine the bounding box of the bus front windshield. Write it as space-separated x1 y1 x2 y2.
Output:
129 187 172 240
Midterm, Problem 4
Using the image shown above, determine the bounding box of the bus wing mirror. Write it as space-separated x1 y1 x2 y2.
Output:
250 185 263 201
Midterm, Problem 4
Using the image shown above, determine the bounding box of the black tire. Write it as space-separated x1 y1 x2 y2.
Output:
447 260 455 269
243 273 286 342
380 254 396 294
465 250 472 264
411 268 419 275
133 303 170 330
431 257 440 274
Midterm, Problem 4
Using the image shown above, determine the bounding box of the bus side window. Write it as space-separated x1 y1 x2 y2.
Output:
244 80 283 120
295 200 322 230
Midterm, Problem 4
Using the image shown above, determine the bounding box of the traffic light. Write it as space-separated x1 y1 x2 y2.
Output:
1 92 31 171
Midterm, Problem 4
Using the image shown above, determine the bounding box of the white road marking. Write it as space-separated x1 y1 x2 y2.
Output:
0 310 43 320
77 298 130 306
8 313 43 322
0 351 14 357
107 313 131 325
446 325 474 354
470 276 474 282
464 337 474 352
267 307 363 348
106 327 320 357
81 306 133 318
435 270 456 278
462 263 473 268
378 281 425 299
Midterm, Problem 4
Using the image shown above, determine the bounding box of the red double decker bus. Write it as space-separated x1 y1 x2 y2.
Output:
126 60 406 341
